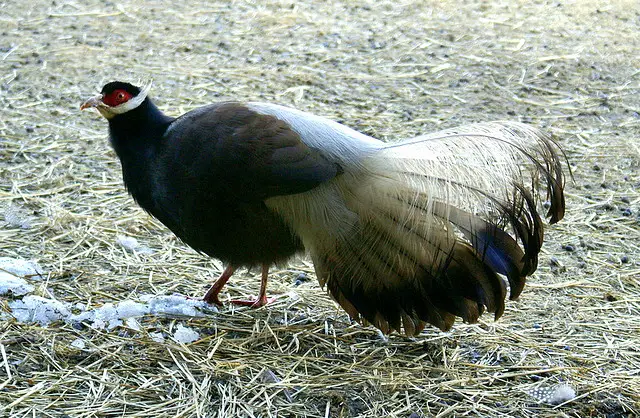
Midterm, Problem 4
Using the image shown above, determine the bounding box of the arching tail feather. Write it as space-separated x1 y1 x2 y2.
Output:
265 121 567 334
532 130 566 224
309 206 460 333
310 199 512 333
390 186 536 300
385 122 566 225
368 203 509 319
433 242 500 321
319 246 456 333
393 167 549 295
316 233 507 333
430 202 523 303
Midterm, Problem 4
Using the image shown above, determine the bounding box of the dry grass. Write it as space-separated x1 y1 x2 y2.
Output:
1 0 639 416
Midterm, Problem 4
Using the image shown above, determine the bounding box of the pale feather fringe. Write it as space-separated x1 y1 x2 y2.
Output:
362 121 558 237
267 122 560 288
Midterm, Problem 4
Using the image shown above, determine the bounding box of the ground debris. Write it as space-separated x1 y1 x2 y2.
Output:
0 0 638 417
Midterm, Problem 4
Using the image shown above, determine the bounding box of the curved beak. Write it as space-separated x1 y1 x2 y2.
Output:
80 94 104 110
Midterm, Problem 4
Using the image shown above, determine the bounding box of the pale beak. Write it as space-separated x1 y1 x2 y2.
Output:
80 94 104 110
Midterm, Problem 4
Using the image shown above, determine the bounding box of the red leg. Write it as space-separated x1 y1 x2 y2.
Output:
203 265 236 305
230 264 274 308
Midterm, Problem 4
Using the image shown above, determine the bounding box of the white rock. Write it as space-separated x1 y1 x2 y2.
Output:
173 324 200 343
91 318 107 330
0 272 35 296
70 300 149 329
8 295 70 326
70 338 86 350
0 257 42 278
116 235 139 250
146 295 211 317
7 292 212 334
125 317 142 331
116 235 154 254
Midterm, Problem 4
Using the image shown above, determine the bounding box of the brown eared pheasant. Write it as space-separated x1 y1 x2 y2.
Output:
81 81 566 335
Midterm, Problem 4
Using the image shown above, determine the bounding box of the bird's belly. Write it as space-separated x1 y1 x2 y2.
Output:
168 200 304 267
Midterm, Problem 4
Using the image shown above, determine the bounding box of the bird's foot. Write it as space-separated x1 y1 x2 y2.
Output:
202 265 237 306
230 296 274 308
203 289 225 306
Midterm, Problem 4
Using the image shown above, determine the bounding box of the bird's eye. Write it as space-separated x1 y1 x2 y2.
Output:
101 89 132 107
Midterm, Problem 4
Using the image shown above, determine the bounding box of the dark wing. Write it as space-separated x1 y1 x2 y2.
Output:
164 102 341 199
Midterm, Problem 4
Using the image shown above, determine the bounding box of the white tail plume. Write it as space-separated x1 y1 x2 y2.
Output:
266 120 566 335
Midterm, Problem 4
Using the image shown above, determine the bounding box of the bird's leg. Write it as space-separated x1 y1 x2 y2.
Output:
230 263 274 308
203 265 236 305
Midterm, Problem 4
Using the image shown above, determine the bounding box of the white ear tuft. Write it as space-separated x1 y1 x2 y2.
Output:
138 79 153 98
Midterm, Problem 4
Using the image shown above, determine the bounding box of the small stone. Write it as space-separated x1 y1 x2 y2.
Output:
622 208 632 216
70 338 86 350
549 257 561 266
620 255 629 263
562 244 575 252
293 272 310 286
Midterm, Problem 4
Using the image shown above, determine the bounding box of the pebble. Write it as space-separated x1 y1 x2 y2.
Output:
293 272 310 286
71 321 84 330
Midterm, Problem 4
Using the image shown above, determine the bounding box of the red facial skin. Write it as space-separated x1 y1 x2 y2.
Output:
102 89 133 107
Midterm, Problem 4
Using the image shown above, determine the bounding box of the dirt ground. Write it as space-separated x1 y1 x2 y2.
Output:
1 0 639 417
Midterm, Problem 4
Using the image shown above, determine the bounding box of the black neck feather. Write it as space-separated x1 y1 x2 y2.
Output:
108 98 175 158
107 98 175 200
